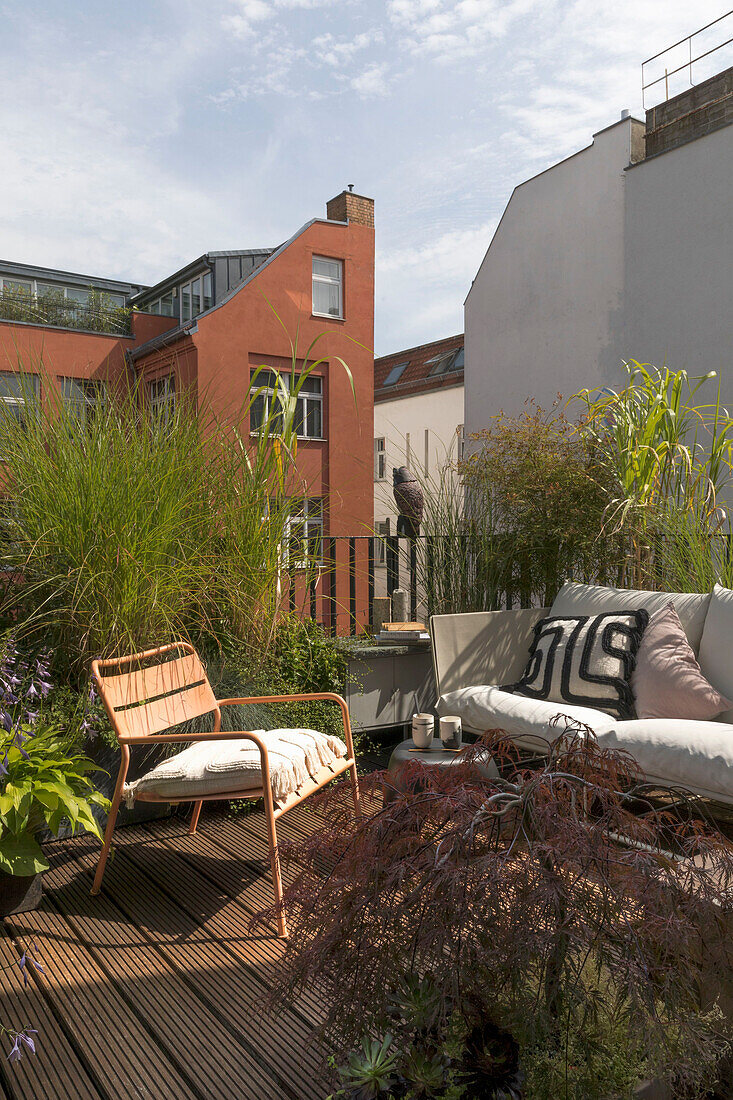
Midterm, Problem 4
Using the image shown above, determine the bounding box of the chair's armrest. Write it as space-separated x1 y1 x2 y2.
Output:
218 693 356 760
430 608 546 697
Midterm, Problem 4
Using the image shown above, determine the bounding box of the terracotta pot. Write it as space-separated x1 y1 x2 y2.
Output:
0 871 43 917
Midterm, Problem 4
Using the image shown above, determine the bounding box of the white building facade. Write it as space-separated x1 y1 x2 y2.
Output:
373 335 464 570
465 66 733 438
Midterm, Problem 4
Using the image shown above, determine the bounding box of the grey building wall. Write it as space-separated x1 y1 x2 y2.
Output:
465 112 733 442
624 124 733 384
464 118 641 438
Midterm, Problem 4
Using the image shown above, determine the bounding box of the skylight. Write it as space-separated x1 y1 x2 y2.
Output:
383 362 407 386
428 347 464 375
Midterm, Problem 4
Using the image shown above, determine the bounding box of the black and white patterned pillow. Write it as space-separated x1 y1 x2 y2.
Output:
508 610 649 720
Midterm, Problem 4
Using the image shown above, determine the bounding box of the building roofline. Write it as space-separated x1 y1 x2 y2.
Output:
131 217 348 363
130 247 279 305
375 332 463 364
0 258 146 294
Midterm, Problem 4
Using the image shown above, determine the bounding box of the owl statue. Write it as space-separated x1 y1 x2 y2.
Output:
393 466 423 539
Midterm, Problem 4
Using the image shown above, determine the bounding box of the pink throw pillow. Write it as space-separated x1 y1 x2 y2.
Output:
631 601 731 721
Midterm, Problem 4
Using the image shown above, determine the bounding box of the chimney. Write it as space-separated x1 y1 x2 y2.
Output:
326 189 374 227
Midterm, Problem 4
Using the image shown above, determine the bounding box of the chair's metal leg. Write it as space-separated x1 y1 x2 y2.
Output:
263 797 288 938
189 800 203 834
91 744 129 896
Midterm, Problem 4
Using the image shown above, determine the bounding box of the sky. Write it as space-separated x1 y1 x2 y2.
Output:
1 0 731 355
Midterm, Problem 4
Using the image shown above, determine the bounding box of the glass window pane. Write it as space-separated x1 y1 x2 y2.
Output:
181 285 191 322
149 300 160 315
108 293 125 308
0 372 30 399
160 293 174 316
250 393 266 431
202 273 212 311
191 278 201 317
65 287 88 304
313 280 341 316
306 400 321 438
294 397 306 437
37 282 62 297
298 375 322 394
313 258 340 279
3 279 32 294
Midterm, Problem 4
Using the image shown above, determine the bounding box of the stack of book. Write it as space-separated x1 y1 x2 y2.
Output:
375 621 430 644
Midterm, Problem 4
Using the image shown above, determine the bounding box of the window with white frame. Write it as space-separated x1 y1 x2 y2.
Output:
179 272 212 323
250 370 323 439
148 374 176 431
0 372 39 429
0 278 124 308
374 437 386 481
312 257 343 318
61 378 106 425
286 498 323 568
375 519 390 565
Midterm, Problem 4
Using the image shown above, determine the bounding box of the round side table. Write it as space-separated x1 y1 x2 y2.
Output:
383 738 499 805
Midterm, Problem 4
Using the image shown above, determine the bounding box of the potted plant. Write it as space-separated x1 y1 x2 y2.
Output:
264 723 733 1099
0 721 109 915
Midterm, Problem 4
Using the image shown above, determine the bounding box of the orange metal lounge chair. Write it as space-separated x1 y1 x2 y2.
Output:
90 641 361 937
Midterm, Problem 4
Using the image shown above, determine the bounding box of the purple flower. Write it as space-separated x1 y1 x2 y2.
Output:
7 1028 37 1062
0 711 11 733
0 753 8 777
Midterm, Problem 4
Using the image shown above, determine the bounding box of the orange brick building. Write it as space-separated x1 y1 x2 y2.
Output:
0 190 375 631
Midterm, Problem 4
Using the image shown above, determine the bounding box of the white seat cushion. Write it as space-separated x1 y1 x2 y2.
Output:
550 581 710 653
597 719 733 803
437 685 616 753
125 728 347 804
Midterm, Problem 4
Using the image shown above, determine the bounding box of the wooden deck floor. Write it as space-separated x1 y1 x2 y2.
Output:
0 793 356 1100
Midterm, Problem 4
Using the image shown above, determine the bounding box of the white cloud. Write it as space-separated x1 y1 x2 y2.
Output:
351 63 391 97
311 29 383 67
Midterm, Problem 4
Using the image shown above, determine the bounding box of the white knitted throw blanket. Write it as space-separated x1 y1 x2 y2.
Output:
124 727 348 806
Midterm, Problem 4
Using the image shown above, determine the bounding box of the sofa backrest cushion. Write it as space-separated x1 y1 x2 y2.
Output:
550 581 710 654
698 583 733 724
631 601 731 721
509 610 648 720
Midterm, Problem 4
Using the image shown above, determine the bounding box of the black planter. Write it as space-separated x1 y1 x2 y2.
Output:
0 871 42 917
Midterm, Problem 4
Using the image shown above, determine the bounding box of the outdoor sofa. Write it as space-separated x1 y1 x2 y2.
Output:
432 581 733 805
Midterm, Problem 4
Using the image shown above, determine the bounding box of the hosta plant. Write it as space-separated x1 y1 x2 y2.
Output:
0 724 108 875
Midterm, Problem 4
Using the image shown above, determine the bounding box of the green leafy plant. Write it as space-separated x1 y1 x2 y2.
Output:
576 361 733 587
0 723 109 875
330 1034 400 1099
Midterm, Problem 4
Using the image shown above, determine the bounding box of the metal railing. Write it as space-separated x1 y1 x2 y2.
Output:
642 11 733 109
0 292 132 337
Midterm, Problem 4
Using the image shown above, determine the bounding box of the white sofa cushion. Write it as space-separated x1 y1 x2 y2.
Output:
125 728 347 804
698 583 733 725
550 581 710 653
597 719 733 803
511 611 647 720
437 685 616 753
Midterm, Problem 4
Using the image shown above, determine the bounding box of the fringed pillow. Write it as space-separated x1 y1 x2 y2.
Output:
507 610 649 720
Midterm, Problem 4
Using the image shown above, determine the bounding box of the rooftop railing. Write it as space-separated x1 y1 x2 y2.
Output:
0 289 132 336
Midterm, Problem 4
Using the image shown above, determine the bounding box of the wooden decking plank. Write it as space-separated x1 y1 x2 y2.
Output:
112 834 322 1021
6 904 197 1100
42 860 302 1100
0 929 93 1100
46 847 325 1099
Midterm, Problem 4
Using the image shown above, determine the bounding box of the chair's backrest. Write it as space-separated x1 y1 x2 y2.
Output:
92 641 220 743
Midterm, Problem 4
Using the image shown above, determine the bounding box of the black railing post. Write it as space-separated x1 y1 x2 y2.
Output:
288 577 295 612
409 538 418 621
328 536 337 635
425 535 434 619
368 536 375 629
349 537 357 635
309 575 317 622
386 535 399 597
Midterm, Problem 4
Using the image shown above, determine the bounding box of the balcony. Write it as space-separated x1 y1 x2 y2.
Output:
0 287 132 337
